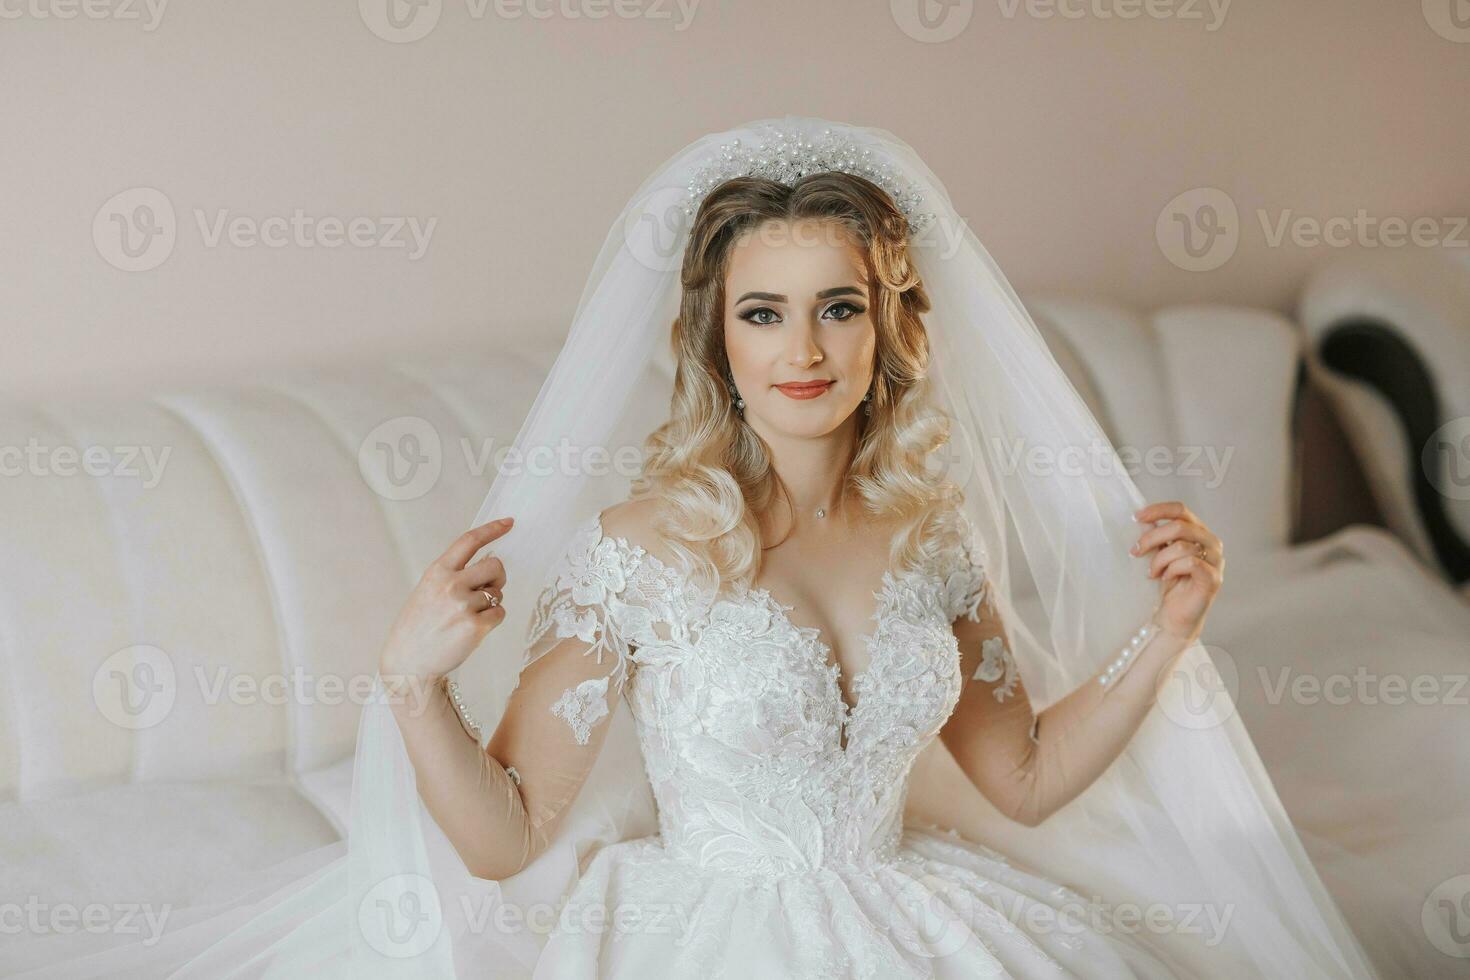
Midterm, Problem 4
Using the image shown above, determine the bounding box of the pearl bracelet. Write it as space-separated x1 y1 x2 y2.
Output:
1097 618 1162 688
443 679 522 786
444 677 483 740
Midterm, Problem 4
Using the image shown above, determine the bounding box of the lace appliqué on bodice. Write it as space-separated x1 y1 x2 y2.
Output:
522 510 1016 878
523 516 701 743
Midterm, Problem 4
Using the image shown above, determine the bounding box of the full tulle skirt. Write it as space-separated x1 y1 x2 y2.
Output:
530 827 1190 978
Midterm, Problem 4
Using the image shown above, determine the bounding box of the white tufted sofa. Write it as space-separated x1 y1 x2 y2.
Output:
0 335 574 942
1 304 1463 977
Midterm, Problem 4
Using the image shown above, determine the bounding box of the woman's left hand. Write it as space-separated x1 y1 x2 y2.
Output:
1130 501 1225 644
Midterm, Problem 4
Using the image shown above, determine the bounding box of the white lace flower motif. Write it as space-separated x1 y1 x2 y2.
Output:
972 636 1019 701
567 533 628 609
551 674 611 745
936 537 988 624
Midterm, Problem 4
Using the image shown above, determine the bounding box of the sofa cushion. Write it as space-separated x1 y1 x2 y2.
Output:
0 780 338 951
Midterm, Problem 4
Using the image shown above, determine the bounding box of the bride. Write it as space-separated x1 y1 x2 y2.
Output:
3 116 1378 979
386 181 1230 977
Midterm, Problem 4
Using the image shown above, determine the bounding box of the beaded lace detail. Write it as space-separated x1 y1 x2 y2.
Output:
523 511 1001 877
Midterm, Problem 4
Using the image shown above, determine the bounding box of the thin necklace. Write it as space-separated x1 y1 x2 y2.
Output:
814 491 844 520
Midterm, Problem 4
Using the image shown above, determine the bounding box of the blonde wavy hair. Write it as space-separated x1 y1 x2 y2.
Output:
628 171 973 597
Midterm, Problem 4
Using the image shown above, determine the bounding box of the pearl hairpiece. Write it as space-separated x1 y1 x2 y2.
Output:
680 126 937 236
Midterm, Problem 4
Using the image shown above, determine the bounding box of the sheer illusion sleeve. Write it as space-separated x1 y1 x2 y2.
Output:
934 522 1021 702
474 512 648 878
937 512 1180 829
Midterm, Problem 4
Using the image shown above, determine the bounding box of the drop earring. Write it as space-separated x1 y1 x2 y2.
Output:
862 387 873 416
726 369 745 416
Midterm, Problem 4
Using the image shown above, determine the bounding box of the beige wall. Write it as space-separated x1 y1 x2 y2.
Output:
2 0 1467 400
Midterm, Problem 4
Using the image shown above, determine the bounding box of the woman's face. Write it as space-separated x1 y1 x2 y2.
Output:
722 218 877 440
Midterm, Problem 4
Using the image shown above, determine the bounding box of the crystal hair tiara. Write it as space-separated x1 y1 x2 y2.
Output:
679 126 937 236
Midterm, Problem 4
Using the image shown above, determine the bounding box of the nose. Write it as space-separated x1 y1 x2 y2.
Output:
784 321 824 369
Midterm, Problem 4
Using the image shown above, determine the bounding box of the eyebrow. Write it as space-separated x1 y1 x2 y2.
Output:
734 286 865 304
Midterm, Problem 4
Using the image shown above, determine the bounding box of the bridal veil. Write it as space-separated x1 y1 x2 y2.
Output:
2 115 1377 979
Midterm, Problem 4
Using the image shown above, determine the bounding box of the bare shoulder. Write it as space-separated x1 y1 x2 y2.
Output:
597 498 680 568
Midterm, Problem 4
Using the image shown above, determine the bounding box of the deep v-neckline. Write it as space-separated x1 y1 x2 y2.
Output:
590 512 910 753
743 572 902 752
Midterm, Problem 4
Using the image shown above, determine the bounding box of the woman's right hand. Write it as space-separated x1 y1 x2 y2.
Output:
377 517 514 687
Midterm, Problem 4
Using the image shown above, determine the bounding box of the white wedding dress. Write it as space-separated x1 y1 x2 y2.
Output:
0 115 1376 980
511 510 1186 977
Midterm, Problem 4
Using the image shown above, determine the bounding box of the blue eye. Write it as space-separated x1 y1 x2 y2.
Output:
739 307 780 326
737 301 865 326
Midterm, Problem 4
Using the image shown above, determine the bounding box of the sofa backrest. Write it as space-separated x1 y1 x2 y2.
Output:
0 343 565 802
0 302 1299 802
1025 297 1299 559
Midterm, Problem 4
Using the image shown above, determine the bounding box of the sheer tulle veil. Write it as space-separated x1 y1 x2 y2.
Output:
2 115 1377 978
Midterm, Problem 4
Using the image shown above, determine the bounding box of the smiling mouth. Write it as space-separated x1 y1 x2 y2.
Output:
774 380 834 399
